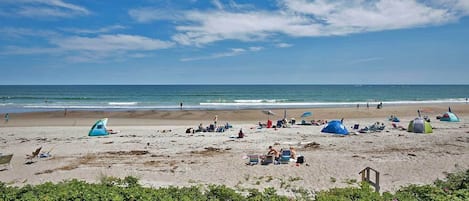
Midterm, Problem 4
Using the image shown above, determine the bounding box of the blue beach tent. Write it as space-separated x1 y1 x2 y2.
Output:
440 112 460 122
89 118 109 136
321 120 349 135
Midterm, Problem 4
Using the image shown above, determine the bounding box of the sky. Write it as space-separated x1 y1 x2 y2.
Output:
0 0 469 85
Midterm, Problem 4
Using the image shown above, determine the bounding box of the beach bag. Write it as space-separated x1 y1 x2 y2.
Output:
296 156 304 164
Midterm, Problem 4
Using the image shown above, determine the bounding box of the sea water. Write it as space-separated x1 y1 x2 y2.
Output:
0 85 468 113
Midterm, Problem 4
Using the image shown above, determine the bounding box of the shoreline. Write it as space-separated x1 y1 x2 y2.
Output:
2 104 469 127
2 98 468 114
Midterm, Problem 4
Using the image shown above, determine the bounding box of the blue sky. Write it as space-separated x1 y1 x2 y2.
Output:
1 0 468 84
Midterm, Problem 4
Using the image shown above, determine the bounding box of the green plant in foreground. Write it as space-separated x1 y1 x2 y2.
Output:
289 176 303 182
0 169 467 201
315 182 384 201
343 178 357 185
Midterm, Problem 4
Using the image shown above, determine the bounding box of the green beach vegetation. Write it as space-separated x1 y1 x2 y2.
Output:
0 169 467 201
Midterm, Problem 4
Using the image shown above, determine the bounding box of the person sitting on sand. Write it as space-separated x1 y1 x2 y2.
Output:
196 123 205 132
267 146 280 159
238 129 244 138
289 146 297 159
258 121 267 128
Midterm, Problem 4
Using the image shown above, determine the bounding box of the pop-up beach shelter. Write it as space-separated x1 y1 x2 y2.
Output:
440 112 459 122
89 118 109 136
321 120 349 135
407 117 432 133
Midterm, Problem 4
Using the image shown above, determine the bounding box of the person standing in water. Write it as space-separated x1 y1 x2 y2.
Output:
180 102 183 110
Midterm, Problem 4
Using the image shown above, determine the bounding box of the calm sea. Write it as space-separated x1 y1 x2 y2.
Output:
0 85 468 113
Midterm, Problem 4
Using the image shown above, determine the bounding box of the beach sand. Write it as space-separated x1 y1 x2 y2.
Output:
1 104 468 196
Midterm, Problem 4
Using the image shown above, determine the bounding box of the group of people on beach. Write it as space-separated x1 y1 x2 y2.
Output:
356 102 383 109
265 145 301 164
187 120 232 134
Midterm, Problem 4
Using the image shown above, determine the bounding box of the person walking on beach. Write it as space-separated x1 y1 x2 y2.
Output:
4 113 9 123
366 102 369 109
180 102 183 110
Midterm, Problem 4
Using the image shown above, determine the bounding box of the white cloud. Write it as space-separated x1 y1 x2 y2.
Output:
128 8 182 23
1 0 90 18
0 27 58 38
281 0 338 16
228 0 254 10
50 34 174 52
34 0 89 14
348 57 384 65
2 34 174 62
276 43 293 48
168 0 467 46
181 46 263 61
172 11 311 46
1 46 61 55
59 34 172 62
249 46 263 51
61 25 127 34
212 0 224 10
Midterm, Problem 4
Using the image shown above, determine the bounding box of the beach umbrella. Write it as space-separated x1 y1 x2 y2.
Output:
301 112 312 118
262 110 275 115
262 110 275 120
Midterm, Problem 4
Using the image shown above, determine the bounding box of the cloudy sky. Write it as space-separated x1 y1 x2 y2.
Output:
1 0 468 84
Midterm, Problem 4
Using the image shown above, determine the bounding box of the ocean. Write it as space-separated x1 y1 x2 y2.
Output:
0 85 468 113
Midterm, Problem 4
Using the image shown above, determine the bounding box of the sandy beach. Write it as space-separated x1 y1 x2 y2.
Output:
1 104 468 196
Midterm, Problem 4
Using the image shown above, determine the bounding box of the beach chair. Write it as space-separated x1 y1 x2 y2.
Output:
25 147 42 164
279 149 291 164
0 154 13 170
247 154 259 165
261 155 274 165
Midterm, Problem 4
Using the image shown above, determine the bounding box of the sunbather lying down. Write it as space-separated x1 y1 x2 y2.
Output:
311 120 327 126
359 122 386 133
107 129 120 134
392 123 406 131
